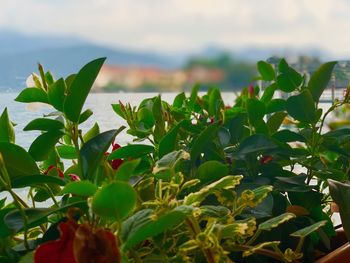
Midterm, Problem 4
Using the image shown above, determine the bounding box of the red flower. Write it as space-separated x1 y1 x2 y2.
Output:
68 174 80 181
44 165 64 178
105 141 124 170
35 220 78 263
248 85 255 97
34 220 121 263
260 155 273 164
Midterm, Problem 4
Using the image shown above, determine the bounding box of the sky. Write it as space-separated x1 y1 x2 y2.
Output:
1 0 350 57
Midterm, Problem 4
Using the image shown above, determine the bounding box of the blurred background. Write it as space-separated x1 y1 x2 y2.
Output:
1 0 350 92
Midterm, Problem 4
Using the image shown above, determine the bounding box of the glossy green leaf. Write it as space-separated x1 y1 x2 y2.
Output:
267 112 287 134
23 118 64 131
115 158 141 181
236 134 277 157
61 180 97 197
276 66 302 93
15 88 48 104
107 144 154 160
259 213 296 231
173 92 186 108
48 78 66 111
266 99 286 114
29 130 64 161
184 175 243 205
10 175 65 189
308 61 337 103
260 83 277 103
286 89 316 123
81 128 124 180
83 122 100 143
290 220 327 238
92 181 137 221
243 241 281 257
153 150 190 174
190 124 218 161
0 108 15 143
78 109 93 124
121 206 194 250
56 145 77 159
196 160 228 185
208 88 223 116
0 143 39 179
257 61 275 81
158 124 180 158
64 58 106 122
137 108 155 129
272 130 306 143
247 99 265 126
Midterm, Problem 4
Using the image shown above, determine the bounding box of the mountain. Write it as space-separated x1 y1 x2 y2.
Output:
0 31 178 90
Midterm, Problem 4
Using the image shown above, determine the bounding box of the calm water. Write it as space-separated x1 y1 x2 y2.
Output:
0 92 238 149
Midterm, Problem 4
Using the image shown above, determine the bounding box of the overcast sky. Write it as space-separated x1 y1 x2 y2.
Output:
1 0 350 57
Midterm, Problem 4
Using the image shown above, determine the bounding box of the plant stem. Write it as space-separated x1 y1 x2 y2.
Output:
185 217 216 263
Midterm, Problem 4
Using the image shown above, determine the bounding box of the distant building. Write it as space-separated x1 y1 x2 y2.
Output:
94 64 225 92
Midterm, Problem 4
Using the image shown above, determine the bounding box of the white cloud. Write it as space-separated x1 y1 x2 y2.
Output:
1 0 350 57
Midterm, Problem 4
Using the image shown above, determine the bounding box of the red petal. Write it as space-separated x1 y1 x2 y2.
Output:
34 220 78 263
111 159 123 170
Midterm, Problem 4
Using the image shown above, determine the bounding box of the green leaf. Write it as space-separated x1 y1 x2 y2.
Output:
267 112 287 134
286 89 316 123
81 128 124 180
308 61 337 103
48 78 66 111
23 118 64 131
247 99 265 126
0 143 39 179
208 88 223 116
184 175 243 205
115 158 141 181
10 175 65 189
61 180 97 197
63 58 106 122
276 65 302 93
56 145 77 159
15 88 48 103
83 122 100 143
137 108 155 129
173 92 186 108
290 220 327 238
236 134 277 157
78 109 93 124
257 61 275 81
196 160 228 185
121 206 194 250
153 150 190 174
190 124 219 161
272 130 306 143
158 124 180 158
243 241 281 257
260 83 277 103
107 144 154 160
0 108 15 143
4 201 87 233
259 213 296 231
265 99 286 114
29 130 64 161
92 181 136 221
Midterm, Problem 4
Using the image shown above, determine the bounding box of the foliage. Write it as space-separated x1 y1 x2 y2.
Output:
0 57 348 263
